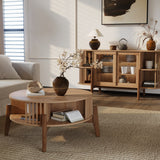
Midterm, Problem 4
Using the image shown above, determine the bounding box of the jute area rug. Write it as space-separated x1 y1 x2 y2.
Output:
1 107 160 160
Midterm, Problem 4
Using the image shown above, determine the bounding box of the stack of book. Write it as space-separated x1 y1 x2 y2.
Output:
51 110 84 123
51 111 67 122
143 81 157 87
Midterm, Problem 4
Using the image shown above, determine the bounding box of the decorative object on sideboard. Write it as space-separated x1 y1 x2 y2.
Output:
147 38 156 50
102 66 113 73
88 29 103 50
137 20 158 50
119 75 127 83
126 55 136 62
130 66 136 75
101 55 113 62
110 45 117 50
27 81 43 93
53 50 82 96
118 38 128 50
109 41 118 50
145 60 153 69
121 66 129 74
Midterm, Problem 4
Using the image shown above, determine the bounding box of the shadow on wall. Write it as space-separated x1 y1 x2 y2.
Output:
51 11 70 48
29 0 73 86
29 0 71 57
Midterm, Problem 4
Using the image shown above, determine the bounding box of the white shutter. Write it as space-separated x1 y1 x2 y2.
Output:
3 0 24 62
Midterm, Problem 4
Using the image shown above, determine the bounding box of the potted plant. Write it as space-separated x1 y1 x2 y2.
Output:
53 50 82 96
137 20 158 50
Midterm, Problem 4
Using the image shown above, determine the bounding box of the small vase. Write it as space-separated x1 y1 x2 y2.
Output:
147 38 156 50
53 76 69 96
89 39 100 50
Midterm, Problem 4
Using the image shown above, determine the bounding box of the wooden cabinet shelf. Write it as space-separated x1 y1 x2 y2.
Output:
120 74 136 76
102 62 113 66
79 50 160 99
117 83 137 88
120 62 136 66
140 69 160 71
79 66 92 69
79 82 90 85
98 73 113 75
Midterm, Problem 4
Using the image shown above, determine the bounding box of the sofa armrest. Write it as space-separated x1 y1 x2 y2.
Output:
12 62 40 81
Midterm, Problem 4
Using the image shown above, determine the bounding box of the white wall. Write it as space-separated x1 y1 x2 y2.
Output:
25 0 79 87
78 0 160 50
25 0 160 93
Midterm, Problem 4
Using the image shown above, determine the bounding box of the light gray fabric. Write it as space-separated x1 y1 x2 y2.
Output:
0 80 32 100
12 62 40 81
0 98 10 116
0 55 20 79
0 61 40 116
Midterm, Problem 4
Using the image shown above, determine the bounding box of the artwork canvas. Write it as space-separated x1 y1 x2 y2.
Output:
102 0 148 25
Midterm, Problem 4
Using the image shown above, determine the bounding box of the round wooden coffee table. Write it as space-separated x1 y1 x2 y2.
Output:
4 88 100 152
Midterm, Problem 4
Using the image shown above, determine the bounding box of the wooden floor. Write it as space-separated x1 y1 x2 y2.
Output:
92 90 160 111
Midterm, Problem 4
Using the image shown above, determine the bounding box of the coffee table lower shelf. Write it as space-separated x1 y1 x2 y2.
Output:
10 114 92 127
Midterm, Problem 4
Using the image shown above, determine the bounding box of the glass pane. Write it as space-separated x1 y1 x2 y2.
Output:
96 54 113 83
118 54 136 84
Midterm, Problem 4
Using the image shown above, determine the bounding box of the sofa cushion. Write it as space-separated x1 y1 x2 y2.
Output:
0 55 20 79
0 80 32 100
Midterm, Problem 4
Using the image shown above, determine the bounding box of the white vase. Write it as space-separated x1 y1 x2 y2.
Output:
146 61 153 69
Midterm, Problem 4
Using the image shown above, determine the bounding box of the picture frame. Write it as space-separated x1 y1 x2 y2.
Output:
101 0 148 25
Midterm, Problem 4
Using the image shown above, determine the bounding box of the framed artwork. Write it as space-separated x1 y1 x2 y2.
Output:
101 0 148 25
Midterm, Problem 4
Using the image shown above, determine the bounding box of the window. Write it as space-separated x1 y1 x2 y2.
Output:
3 0 24 62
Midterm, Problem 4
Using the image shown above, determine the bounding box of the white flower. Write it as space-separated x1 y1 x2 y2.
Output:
91 60 103 69
57 50 82 77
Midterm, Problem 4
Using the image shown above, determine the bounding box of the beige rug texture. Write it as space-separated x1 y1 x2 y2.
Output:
1 107 160 160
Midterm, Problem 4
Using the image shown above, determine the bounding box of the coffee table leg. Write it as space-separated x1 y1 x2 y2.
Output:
4 105 12 136
92 105 100 137
42 114 47 152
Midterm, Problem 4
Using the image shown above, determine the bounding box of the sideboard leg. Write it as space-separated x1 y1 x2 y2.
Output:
91 67 94 93
4 105 12 136
92 105 100 137
143 89 146 97
98 87 101 94
42 114 47 152
137 88 140 100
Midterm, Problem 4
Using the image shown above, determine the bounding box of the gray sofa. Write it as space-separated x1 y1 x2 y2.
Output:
0 61 40 116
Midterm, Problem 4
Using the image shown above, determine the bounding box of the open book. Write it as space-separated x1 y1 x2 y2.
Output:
65 110 84 123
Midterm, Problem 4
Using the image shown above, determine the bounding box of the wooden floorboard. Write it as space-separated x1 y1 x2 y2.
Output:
93 90 160 111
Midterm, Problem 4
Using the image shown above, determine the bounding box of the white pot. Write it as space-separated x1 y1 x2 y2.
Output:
130 66 136 74
146 61 153 69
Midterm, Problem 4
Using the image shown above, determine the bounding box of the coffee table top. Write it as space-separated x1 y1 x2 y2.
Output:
9 88 92 103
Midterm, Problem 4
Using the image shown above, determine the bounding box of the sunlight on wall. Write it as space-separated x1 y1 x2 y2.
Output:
49 0 75 56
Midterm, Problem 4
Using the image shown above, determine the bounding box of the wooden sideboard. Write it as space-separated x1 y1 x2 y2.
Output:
79 50 160 99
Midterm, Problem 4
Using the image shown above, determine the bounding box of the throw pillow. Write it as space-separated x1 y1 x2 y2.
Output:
0 55 20 79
